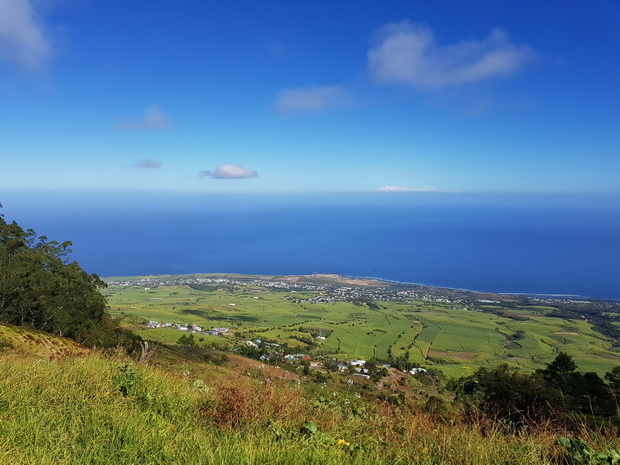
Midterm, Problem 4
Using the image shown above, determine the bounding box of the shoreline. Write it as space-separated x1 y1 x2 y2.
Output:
348 275 619 301
103 271 620 303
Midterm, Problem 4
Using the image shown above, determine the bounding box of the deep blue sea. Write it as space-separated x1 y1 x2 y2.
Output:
3 192 620 300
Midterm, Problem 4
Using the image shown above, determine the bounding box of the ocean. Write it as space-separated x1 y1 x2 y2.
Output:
3 192 619 300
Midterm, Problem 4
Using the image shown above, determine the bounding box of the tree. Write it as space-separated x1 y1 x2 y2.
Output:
177 333 197 346
539 352 576 388
466 364 558 425
0 207 137 349
605 366 620 393
455 355 619 424
605 366 620 416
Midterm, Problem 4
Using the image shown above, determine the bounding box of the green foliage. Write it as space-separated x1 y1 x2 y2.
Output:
114 364 141 397
323 358 340 372
557 437 620 464
300 420 318 436
605 366 620 393
0 208 141 351
455 353 619 425
1 348 619 465
177 333 197 346
463 364 557 425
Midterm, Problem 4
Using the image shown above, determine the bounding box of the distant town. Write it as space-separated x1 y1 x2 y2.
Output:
106 273 620 310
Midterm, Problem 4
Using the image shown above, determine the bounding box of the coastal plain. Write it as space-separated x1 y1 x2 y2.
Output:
104 274 620 377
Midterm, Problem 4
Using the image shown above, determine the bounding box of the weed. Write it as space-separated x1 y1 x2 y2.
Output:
557 437 620 464
114 364 140 396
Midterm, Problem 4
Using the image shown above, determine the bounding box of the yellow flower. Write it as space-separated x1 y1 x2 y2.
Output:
336 439 350 446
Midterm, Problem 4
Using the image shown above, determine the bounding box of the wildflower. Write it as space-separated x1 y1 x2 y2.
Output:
336 439 350 446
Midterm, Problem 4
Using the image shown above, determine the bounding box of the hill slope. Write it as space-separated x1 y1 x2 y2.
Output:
1 325 619 465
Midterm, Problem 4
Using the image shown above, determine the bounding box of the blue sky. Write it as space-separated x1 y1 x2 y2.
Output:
1 0 619 194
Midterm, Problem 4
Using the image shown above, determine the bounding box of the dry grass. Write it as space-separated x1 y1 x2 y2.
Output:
0 329 617 465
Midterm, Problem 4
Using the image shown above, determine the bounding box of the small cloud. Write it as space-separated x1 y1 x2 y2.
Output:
117 105 171 131
368 21 534 89
133 159 162 169
200 164 258 179
275 85 352 114
378 185 436 192
0 0 52 71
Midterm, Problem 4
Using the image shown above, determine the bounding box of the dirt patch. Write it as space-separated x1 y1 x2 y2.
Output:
428 349 479 361
504 340 522 350
378 368 411 392
555 331 581 336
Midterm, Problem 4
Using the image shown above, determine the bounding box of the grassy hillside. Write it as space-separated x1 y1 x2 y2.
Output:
0 323 89 359
104 276 620 377
1 323 617 465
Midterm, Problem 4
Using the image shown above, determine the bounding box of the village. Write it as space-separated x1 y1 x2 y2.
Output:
144 319 428 380
107 274 467 305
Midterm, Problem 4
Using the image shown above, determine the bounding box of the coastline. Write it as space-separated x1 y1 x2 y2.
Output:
104 271 620 303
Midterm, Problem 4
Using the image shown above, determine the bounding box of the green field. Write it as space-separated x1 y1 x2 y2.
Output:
105 277 620 377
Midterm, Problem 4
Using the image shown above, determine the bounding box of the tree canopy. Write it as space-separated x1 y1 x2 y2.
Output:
453 352 620 425
0 206 138 350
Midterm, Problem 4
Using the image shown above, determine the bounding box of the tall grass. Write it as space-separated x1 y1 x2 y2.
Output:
0 351 616 464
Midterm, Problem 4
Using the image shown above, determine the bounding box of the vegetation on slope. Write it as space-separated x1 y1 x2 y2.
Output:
1 330 618 465
0 208 140 351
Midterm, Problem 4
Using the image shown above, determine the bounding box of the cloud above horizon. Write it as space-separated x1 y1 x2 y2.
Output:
200 164 258 179
275 85 351 114
378 185 436 192
368 21 534 89
117 105 171 130
133 159 162 169
0 0 51 71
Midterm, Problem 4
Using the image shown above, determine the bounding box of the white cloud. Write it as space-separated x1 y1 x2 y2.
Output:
117 105 171 131
275 85 351 114
0 0 51 71
378 185 436 192
200 164 258 179
368 21 534 88
133 159 162 169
